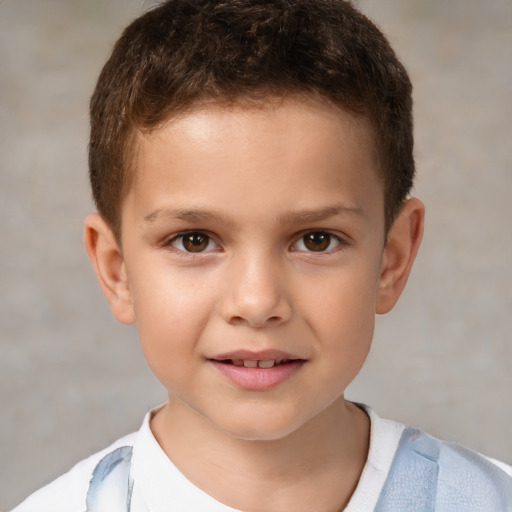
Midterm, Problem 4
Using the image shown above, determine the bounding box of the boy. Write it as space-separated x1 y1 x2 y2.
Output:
12 0 512 510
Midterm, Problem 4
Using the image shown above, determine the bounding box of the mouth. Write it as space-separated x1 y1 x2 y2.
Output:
215 358 298 369
210 349 305 368
209 351 305 390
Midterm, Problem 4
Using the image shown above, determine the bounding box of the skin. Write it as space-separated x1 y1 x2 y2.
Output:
84 98 424 511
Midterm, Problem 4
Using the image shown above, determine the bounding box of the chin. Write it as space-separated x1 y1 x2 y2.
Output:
214 410 309 442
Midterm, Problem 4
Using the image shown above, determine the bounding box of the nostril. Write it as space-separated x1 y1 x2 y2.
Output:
230 316 245 326
228 314 283 328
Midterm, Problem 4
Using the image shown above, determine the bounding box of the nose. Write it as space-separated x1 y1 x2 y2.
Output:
220 250 293 328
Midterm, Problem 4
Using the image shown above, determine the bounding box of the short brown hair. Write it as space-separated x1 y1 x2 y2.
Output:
89 0 414 238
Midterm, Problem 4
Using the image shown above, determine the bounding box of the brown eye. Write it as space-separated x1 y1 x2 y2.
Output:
303 231 331 251
171 232 215 253
291 231 342 253
182 233 209 252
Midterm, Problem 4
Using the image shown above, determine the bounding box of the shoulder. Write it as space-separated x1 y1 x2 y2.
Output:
10 432 137 512
379 426 512 510
434 435 512 508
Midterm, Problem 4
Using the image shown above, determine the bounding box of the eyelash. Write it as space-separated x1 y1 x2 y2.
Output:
166 231 220 254
290 230 345 253
165 230 346 255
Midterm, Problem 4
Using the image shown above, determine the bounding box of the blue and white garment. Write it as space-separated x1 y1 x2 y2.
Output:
11 407 512 512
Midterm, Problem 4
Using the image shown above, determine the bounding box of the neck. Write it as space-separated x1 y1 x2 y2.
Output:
151 397 370 512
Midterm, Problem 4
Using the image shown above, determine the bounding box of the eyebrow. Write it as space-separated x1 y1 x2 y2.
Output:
278 204 365 224
143 203 365 226
144 207 235 225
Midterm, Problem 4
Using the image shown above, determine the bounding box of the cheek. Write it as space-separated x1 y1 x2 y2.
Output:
128 266 218 381
302 265 379 332
130 262 217 325
299 263 379 371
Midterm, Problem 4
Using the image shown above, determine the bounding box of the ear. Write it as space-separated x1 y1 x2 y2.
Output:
376 197 424 314
83 214 135 324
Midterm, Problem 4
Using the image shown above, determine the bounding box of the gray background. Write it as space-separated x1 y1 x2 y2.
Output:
1 0 511 509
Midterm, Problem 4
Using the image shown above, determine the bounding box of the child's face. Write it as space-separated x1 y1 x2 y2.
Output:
89 98 420 440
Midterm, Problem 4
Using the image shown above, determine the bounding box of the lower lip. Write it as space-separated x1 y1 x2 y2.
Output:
210 360 304 391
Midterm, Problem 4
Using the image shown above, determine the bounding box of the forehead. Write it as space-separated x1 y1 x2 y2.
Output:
124 98 383 231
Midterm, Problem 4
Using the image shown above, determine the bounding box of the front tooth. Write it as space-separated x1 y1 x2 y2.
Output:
243 360 258 368
258 360 275 368
232 359 244 366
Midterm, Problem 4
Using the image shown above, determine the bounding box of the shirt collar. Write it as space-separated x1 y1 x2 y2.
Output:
130 408 240 512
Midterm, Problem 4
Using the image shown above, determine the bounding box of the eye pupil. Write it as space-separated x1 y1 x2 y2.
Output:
183 233 209 252
304 232 330 251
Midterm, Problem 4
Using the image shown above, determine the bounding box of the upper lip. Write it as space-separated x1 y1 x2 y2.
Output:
210 349 303 361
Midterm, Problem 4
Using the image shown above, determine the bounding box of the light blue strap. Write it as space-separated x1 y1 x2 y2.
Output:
375 427 512 511
435 441 512 511
86 445 133 512
375 427 439 511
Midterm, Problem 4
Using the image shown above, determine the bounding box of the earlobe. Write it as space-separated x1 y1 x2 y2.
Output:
83 214 136 324
376 198 424 314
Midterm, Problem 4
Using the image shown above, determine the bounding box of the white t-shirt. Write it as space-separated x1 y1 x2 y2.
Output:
11 406 512 512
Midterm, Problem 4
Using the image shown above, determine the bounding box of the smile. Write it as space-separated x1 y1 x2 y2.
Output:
221 359 292 368
209 351 305 390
